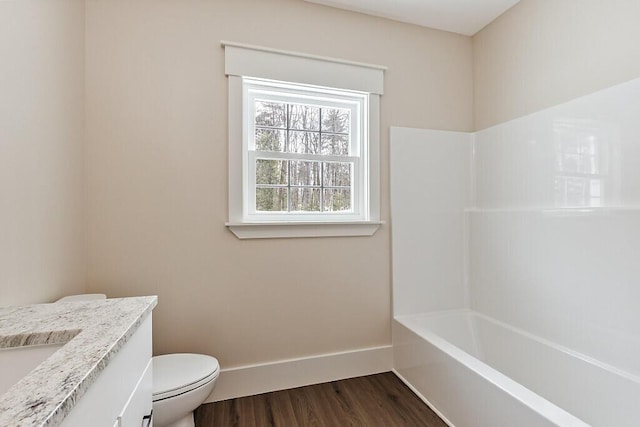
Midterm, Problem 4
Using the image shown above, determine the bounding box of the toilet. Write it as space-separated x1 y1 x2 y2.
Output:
56 294 220 427
152 353 219 427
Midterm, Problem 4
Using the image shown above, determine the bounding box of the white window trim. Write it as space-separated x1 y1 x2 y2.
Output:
222 41 385 95
223 42 384 239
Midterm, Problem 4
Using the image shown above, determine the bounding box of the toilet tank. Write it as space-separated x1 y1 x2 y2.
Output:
56 294 107 303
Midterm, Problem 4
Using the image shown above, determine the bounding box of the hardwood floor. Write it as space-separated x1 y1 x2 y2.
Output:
194 372 448 427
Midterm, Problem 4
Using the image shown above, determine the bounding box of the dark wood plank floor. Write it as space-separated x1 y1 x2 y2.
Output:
194 372 448 427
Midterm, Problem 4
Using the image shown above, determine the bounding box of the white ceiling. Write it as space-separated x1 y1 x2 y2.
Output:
303 0 521 36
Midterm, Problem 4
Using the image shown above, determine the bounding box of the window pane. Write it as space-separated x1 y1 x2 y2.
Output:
291 187 321 212
256 187 288 212
255 101 286 128
323 162 351 187
256 159 288 185
289 131 320 154
323 188 351 212
288 104 320 131
321 108 350 133
290 161 320 187
321 134 349 156
255 129 285 152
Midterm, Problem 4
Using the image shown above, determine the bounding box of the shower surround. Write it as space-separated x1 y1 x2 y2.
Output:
390 76 640 426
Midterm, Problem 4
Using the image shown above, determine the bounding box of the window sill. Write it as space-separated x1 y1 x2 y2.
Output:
226 221 383 239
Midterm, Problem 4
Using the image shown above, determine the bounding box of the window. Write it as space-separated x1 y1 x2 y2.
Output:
223 42 384 238
245 79 367 221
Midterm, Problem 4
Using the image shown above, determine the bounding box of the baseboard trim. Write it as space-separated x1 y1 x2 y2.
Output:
206 345 392 402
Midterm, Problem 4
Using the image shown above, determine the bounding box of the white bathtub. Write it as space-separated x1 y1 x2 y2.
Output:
393 310 640 427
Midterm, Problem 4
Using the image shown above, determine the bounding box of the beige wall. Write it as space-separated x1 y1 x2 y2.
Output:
473 0 640 130
0 0 86 306
5 0 637 376
85 0 473 367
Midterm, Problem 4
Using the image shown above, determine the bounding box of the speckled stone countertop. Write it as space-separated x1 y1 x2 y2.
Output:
0 296 157 427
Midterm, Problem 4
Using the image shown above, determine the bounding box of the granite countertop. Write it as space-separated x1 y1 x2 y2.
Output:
0 296 157 427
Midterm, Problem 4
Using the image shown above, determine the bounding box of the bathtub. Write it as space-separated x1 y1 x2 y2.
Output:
393 310 640 427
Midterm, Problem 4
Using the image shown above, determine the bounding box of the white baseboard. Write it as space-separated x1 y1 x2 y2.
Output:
206 345 392 402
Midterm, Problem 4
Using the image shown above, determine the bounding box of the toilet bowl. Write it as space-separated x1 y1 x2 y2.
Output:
55 294 220 427
153 353 219 427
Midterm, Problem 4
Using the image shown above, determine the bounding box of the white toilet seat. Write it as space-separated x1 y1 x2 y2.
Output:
152 353 220 401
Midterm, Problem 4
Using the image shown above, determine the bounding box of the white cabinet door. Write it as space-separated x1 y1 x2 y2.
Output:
119 359 153 426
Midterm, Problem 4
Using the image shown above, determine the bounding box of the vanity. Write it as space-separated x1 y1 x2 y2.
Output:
0 296 157 426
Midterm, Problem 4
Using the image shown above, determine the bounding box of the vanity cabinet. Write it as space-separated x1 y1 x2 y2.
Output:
61 315 153 427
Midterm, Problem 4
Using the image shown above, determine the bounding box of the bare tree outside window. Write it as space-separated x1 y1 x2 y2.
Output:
254 100 352 213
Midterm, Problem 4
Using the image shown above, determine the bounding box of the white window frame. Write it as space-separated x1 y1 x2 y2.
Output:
223 41 384 239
